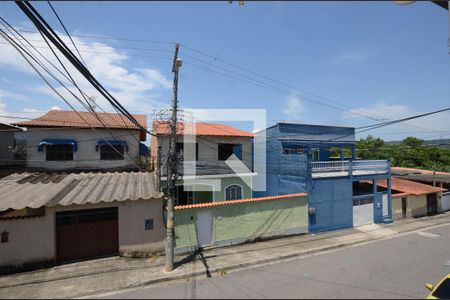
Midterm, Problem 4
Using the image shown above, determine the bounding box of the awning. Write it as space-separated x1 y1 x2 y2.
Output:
139 142 149 156
95 140 128 152
38 139 78 152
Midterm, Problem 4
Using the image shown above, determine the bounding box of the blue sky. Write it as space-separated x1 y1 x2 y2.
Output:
0 1 449 141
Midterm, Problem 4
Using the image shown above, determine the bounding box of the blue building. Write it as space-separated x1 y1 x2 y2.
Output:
254 122 393 233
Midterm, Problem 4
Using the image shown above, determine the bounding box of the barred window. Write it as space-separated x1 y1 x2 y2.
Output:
100 145 124 160
225 185 242 201
46 144 73 161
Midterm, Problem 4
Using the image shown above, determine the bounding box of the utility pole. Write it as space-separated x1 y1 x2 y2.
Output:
165 43 182 272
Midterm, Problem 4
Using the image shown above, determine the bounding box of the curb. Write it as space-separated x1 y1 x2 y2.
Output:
77 216 450 299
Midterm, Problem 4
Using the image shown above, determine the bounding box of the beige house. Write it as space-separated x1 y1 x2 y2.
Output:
0 172 164 274
373 177 447 220
13 110 148 171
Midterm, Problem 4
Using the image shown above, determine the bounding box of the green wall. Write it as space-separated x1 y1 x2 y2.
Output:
164 175 253 204
174 195 308 253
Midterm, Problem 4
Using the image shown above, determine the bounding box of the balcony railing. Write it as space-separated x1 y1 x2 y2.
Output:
311 160 389 178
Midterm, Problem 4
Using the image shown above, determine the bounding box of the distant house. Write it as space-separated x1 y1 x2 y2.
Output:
0 123 24 168
366 177 447 219
151 121 255 205
391 167 450 212
254 122 393 233
0 171 163 273
12 110 148 171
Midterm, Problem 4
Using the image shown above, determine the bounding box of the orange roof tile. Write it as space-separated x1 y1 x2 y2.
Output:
153 121 254 137
374 177 447 196
392 167 450 176
13 110 147 131
174 193 307 210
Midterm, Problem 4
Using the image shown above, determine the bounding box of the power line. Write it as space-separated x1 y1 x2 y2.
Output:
17 28 176 45
0 24 144 169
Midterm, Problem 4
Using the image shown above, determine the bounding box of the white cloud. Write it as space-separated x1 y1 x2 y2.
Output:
50 106 61 111
342 102 450 140
0 29 171 113
282 95 303 118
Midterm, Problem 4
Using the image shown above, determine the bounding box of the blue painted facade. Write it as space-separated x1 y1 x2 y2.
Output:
254 123 392 233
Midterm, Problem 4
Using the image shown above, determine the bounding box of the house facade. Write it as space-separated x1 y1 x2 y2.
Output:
0 110 164 273
368 177 447 220
0 172 164 273
254 122 393 233
151 121 255 205
13 110 148 171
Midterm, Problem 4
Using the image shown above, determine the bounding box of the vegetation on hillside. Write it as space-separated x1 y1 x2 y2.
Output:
356 136 450 172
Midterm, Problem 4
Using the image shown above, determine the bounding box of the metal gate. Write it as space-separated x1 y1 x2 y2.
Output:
442 192 450 212
353 196 374 227
56 207 119 263
196 210 213 248
382 193 388 217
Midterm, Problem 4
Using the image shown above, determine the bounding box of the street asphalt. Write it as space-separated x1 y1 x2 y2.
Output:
95 223 450 299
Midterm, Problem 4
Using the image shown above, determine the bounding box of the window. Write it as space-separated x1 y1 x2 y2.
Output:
311 148 320 161
176 142 198 160
176 186 194 205
225 185 243 201
144 219 154 231
282 148 295 154
46 144 73 161
100 145 124 160
218 143 242 160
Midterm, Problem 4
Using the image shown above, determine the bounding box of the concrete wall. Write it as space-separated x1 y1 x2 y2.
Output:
154 135 253 175
392 193 443 220
0 130 16 166
174 195 308 254
0 199 165 269
26 128 141 170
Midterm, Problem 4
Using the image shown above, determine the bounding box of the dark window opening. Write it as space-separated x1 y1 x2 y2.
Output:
218 143 242 160
46 144 73 161
144 219 154 230
353 181 374 196
225 185 243 201
176 142 199 160
100 145 124 160
176 186 193 205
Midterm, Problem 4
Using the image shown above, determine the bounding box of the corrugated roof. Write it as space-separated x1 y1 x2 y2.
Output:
174 193 307 210
13 110 147 131
153 121 254 137
373 177 447 196
0 172 163 211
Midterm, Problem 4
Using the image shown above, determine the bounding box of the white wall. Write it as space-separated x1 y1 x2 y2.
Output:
0 199 165 268
26 128 141 170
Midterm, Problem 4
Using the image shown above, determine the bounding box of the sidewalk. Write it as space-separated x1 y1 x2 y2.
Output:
1 212 449 299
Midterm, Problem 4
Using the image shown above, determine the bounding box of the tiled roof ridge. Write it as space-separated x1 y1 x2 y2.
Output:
174 193 307 210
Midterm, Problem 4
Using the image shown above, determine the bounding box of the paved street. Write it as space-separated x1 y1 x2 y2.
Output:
95 223 450 299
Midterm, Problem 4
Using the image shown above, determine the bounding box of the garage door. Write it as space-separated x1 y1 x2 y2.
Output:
56 207 119 263
353 197 374 227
